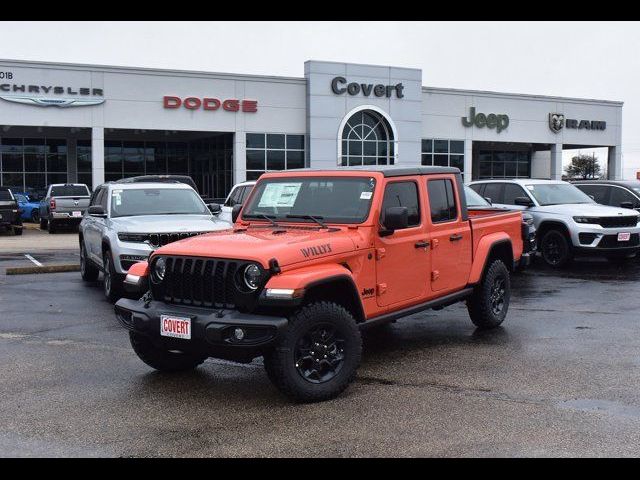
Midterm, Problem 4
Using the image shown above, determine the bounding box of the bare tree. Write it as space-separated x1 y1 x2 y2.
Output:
564 153 602 179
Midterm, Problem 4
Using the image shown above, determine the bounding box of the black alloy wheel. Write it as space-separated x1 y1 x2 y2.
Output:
294 323 346 384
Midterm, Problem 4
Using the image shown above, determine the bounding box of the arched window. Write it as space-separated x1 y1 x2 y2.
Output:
340 109 395 167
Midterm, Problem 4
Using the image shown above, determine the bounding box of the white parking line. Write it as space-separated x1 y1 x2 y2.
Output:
24 254 43 267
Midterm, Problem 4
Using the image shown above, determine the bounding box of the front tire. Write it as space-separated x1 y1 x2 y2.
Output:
103 250 123 303
129 332 206 372
80 242 99 281
467 259 511 329
540 229 573 268
263 301 362 403
31 209 39 223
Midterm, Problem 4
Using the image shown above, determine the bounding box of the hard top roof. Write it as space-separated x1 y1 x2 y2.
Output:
265 166 461 177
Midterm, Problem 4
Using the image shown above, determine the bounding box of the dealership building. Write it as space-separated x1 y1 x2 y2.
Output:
0 59 624 198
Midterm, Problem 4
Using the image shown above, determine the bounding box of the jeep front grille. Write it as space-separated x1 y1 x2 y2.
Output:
151 256 247 309
595 217 638 228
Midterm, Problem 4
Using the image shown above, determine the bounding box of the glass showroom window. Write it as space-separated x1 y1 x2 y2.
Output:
245 133 305 181
103 140 190 183
340 110 395 167
76 140 93 188
0 137 68 191
478 150 530 179
421 139 464 173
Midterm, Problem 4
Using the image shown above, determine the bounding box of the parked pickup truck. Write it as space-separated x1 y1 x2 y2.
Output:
0 187 23 235
114 166 525 402
39 183 91 233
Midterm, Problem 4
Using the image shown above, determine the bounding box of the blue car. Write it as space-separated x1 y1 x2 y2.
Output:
14 192 40 223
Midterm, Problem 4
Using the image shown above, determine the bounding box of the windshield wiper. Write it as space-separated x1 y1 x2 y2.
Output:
286 214 328 229
243 213 281 227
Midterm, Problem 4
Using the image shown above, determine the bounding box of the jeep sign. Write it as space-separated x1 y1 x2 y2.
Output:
462 107 509 133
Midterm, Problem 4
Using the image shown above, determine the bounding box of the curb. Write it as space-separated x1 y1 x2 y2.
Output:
6 264 80 275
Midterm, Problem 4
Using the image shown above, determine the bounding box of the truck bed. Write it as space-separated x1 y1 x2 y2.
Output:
469 208 523 263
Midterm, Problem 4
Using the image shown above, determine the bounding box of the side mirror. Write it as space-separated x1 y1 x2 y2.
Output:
88 205 107 217
380 206 408 236
514 196 534 207
207 203 222 214
620 201 635 209
231 204 243 223
484 197 492 205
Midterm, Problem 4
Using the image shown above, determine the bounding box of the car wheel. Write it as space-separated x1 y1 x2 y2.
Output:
13 226 23 236
103 250 123 303
540 229 573 268
263 301 362 403
467 259 510 329
80 242 99 282
48 220 57 234
129 332 206 372
31 209 39 223
40 218 48 230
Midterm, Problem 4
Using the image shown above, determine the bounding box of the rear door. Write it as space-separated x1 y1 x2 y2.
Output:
574 184 610 206
85 187 105 261
426 176 472 293
374 179 430 307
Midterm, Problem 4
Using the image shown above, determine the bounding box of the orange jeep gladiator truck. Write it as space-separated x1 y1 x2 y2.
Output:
115 166 526 402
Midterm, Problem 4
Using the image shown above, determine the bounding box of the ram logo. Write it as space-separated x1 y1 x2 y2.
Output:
300 243 332 258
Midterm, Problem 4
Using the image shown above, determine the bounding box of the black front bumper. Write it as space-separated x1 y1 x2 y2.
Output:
114 298 288 353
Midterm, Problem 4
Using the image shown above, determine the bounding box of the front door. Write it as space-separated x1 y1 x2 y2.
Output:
375 180 430 307
426 176 472 293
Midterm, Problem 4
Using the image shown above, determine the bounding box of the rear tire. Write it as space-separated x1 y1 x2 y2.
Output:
80 242 99 281
263 301 362 403
40 218 48 230
48 220 57 234
129 332 206 372
467 259 511 330
31 209 39 223
13 226 22 236
540 229 573 268
103 250 123 303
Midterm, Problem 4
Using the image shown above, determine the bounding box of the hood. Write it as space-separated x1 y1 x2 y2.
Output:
153 226 359 268
533 203 640 217
110 214 231 234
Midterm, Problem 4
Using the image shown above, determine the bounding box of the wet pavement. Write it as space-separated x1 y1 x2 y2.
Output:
1 257 640 457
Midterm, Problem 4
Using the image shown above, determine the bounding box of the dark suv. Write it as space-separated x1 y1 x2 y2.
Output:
0 187 23 235
572 180 640 212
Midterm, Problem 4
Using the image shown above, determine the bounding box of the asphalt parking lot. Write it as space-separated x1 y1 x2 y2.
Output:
2 235 640 456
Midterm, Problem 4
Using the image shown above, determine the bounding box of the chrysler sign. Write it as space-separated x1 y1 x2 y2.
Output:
0 83 105 108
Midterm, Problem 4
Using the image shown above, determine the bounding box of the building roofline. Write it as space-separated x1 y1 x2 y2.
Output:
422 86 623 106
0 58 306 84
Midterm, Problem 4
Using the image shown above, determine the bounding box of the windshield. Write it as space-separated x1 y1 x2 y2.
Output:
110 188 209 218
464 185 491 207
525 183 595 206
242 176 376 224
15 194 27 202
50 185 90 197
0 190 13 201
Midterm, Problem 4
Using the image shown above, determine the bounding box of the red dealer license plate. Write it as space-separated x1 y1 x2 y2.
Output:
160 315 191 340
618 232 631 242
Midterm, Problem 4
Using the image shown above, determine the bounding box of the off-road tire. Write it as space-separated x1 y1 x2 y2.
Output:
40 218 48 230
80 242 99 281
103 250 123 303
263 301 362 403
467 259 511 329
540 229 573 268
129 332 206 372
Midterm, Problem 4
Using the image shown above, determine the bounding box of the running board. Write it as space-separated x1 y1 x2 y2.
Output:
359 288 474 330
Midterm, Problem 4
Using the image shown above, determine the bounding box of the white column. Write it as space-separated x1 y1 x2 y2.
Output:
608 145 622 180
91 127 105 189
550 143 562 180
67 139 77 183
463 141 473 183
234 131 246 184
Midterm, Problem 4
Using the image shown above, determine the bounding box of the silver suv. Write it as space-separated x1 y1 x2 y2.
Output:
79 182 232 301
469 179 640 267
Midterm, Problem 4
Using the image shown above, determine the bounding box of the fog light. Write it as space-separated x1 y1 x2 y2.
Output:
234 328 245 341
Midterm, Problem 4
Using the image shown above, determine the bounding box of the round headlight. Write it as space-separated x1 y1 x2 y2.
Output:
243 264 262 291
153 257 166 283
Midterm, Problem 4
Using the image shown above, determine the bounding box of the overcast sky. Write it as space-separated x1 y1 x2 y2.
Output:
1 21 639 177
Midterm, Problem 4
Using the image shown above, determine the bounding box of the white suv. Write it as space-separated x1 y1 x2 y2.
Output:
79 182 232 302
220 180 256 224
469 179 640 267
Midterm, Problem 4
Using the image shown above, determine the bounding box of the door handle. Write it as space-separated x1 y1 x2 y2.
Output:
415 241 430 249
449 234 463 242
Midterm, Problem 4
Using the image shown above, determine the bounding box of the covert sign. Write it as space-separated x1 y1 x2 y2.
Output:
462 107 509 133
331 77 404 99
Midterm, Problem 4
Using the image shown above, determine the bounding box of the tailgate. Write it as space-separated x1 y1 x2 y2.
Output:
52 197 90 212
469 209 524 261
0 200 17 221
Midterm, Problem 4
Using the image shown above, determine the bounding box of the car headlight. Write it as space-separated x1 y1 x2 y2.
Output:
573 216 595 224
152 257 167 283
243 264 262 291
118 232 148 243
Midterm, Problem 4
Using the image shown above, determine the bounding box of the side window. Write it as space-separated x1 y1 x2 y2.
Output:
503 184 529 205
610 187 639 207
381 181 420 228
469 184 484 195
89 188 102 207
99 188 109 211
240 185 254 204
427 179 458 223
577 184 609 204
483 183 504 204
226 186 244 207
